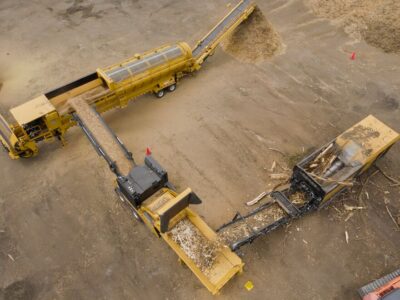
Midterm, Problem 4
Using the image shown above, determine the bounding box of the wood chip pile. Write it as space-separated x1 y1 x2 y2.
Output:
169 218 221 274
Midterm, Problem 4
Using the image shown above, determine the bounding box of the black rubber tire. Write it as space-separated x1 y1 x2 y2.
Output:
155 89 165 98
131 209 142 222
20 149 34 158
114 188 143 223
167 84 176 92
115 187 126 203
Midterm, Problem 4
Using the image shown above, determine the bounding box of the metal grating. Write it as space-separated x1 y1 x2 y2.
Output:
105 45 183 83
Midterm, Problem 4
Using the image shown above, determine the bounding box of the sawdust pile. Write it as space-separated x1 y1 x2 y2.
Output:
69 97 133 175
169 218 221 273
308 0 400 53
221 7 283 63
218 203 286 245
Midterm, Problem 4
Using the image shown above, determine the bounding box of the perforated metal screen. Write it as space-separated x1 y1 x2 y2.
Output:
105 46 183 83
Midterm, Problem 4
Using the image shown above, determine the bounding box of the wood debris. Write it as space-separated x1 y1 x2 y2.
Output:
344 204 365 211
268 147 285 156
270 160 276 172
376 166 400 185
345 212 354 222
169 218 221 273
289 191 307 206
246 191 270 206
386 206 400 231
270 173 289 180
218 204 286 245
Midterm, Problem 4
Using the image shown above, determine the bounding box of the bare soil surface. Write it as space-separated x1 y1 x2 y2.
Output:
308 0 400 53
0 0 399 299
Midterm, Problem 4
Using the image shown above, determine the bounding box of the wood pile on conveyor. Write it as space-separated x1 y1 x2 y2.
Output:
69 97 133 175
218 202 286 246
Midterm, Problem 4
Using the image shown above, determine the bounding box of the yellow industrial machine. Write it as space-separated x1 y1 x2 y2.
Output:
0 0 255 160
218 115 400 250
0 1 255 294
1 0 399 295
125 187 244 295
72 106 243 295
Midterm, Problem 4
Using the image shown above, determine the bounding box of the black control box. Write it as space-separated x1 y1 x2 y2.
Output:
117 156 168 207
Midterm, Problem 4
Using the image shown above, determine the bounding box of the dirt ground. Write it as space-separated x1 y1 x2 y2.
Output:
0 0 399 299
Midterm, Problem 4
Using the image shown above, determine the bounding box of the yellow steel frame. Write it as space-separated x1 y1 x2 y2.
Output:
135 187 244 295
321 115 399 204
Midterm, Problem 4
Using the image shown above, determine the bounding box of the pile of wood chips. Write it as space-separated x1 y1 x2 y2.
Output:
169 218 221 274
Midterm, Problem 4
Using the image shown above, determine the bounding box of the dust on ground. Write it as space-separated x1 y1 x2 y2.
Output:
221 7 284 63
69 97 133 175
169 218 221 274
308 0 400 53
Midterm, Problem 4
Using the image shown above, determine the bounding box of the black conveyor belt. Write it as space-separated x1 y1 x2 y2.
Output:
192 0 253 58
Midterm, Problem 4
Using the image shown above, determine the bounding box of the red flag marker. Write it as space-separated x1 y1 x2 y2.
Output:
350 52 356 60
146 147 152 156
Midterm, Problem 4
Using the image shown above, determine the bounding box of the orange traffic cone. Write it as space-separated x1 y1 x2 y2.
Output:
146 147 152 156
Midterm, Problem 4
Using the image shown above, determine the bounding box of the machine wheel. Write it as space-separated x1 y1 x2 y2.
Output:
115 187 126 203
155 89 165 98
115 188 143 223
20 149 34 158
131 209 142 223
167 84 176 92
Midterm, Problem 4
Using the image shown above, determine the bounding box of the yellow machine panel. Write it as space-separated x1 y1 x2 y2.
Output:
10 95 56 125
296 115 399 205
136 188 244 295
336 114 400 165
